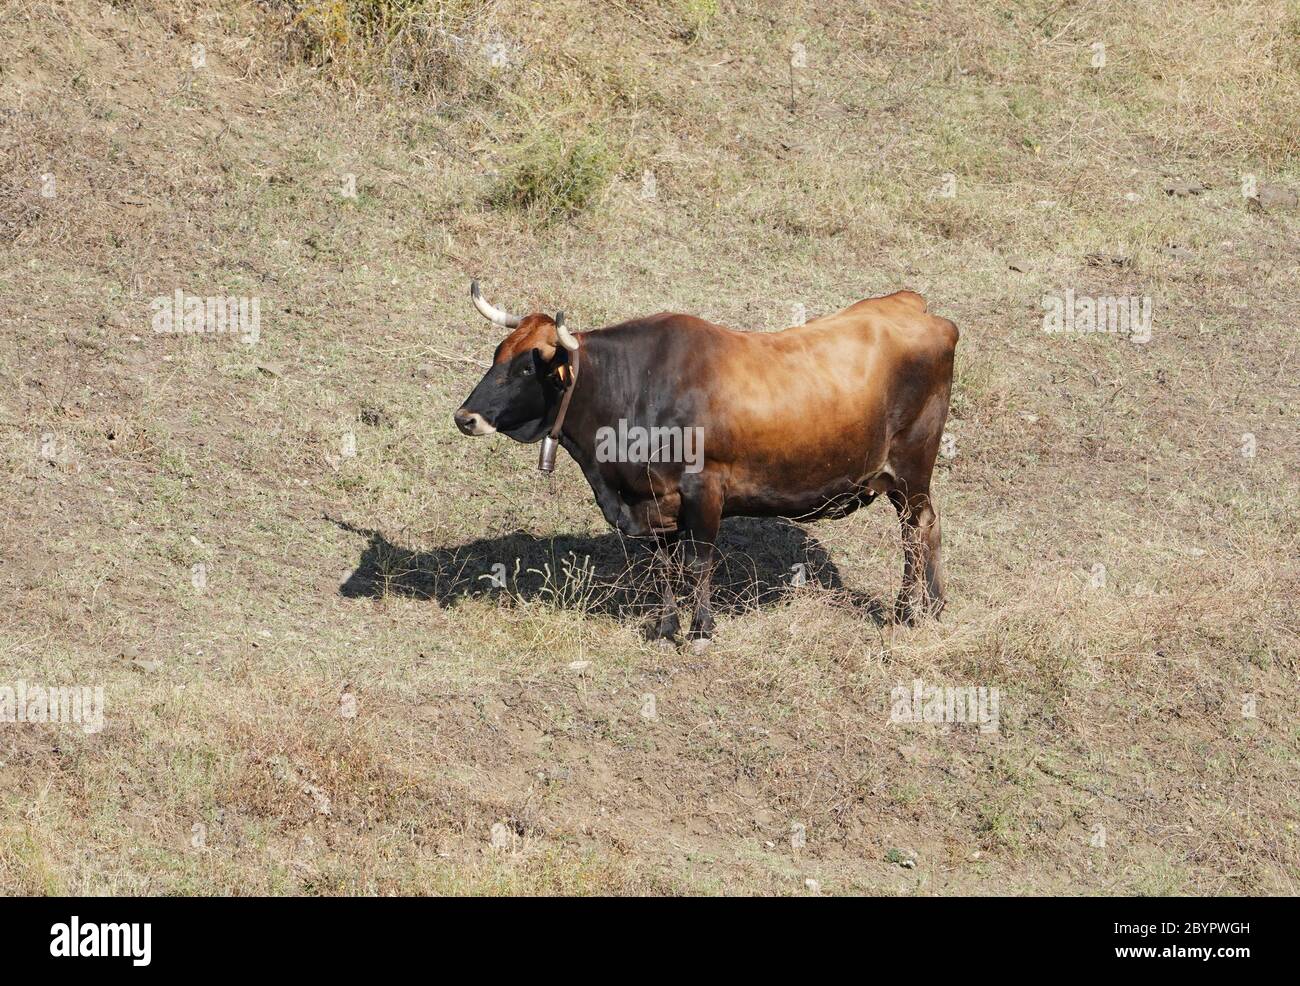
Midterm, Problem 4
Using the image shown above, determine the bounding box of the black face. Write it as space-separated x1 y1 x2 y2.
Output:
453 348 560 443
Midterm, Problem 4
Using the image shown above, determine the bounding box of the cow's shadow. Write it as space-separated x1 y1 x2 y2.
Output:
333 516 885 623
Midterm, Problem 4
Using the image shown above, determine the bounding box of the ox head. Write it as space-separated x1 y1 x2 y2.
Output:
453 280 579 443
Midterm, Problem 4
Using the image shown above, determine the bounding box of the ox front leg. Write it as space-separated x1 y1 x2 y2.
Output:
890 489 945 624
645 532 682 645
681 478 723 653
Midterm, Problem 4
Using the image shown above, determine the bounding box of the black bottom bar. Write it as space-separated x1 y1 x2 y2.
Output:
0 896 1280 974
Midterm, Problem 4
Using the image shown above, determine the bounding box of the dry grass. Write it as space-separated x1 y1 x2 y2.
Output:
0 0 1297 895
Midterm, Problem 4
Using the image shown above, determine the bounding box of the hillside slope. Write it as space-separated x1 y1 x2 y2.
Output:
1 0 1297 894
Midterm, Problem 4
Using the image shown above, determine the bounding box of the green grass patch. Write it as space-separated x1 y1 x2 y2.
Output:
489 131 618 223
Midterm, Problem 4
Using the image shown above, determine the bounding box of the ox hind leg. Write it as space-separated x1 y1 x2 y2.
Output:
888 485 945 624
884 388 950 624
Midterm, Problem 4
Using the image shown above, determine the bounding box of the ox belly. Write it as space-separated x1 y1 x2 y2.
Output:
580 421 898 534
722 457 892 521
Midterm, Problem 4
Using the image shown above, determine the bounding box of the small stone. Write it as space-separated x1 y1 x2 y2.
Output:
805 878 822 895
886 847 917 868
256 362 284 378
1163 179 1205 197
1251 183 1299 211
1006 256 1030 273
567 660 591 673
790 821 807 851
489 822 512 850
131 658 162 673
639 693 658 721
303 783 332 816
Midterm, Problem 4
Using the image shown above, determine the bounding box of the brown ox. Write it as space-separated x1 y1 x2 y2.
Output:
454 282 958 649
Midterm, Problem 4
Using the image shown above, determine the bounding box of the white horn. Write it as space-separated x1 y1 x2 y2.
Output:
554 311 579 352
470 279 522 328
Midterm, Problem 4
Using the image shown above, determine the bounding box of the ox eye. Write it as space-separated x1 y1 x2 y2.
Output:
519 364 534 377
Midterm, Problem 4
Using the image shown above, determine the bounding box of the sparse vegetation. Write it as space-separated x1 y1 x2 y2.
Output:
0 0 1296 895
489 130 619 222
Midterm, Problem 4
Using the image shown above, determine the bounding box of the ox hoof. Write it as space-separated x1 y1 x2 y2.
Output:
894 594 942 626
644 616 681 644
688 637 712 656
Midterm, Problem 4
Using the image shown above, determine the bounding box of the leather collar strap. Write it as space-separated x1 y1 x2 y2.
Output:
549 346 579 441
537 346 579 473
